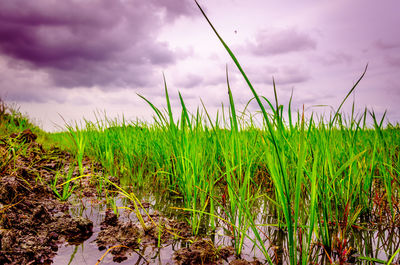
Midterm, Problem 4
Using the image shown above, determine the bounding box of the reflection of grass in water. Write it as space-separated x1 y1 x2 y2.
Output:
67 245 79 265
52 65 400 262
54 73 400 263
38 4 400 264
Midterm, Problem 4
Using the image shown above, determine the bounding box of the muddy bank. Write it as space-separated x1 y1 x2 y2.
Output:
0 129 93 264
0 129 256 265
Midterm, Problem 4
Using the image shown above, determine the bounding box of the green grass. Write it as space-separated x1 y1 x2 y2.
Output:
4 71 400 264
49 81 400 263
0 99 40 135
2 2 400 263
50 163 78 201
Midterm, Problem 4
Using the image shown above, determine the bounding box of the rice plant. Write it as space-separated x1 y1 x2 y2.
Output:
48 2 400 263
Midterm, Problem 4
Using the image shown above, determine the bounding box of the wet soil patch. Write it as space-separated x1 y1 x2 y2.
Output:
173 239 235 265
1 129 249 265
95 208 195 263
0 130 93 264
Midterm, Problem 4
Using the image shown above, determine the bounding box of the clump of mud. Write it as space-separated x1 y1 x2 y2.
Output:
96 209 194 262
96 210 140 262
0 129 269 265
229 259 262 265
173 239 234 265
0 129 93 264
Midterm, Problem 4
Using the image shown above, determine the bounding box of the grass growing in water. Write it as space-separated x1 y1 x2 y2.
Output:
54 80 400 263
48 2 400 263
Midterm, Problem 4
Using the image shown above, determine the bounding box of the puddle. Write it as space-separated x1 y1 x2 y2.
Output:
52 194 207 265
1 129 399 264
49 190 400 265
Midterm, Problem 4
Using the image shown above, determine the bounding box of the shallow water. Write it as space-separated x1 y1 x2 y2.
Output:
52 194 186 265
52 190 400 265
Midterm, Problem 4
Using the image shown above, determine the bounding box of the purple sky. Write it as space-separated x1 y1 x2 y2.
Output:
1 0 399 131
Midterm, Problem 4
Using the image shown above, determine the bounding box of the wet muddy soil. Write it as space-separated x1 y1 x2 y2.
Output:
0 129 255 265
0 129 94 264
173 239 235 265
95 209 196 263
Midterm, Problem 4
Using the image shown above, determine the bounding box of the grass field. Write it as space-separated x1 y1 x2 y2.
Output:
2 2 400 264
45 64 400 264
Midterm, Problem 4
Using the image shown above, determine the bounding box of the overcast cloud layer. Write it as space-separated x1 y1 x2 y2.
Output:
0 0 195 89
0 0 399 130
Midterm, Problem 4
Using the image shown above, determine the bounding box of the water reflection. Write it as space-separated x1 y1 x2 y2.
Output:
52 186 400 264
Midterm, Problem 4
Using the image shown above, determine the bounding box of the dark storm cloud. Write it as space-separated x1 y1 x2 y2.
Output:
248 28 317 56
0 0 196 88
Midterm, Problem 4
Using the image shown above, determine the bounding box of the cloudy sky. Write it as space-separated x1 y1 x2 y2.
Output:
1 0 399 131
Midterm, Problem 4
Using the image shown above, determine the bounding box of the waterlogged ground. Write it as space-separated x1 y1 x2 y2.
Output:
0 129 251 264
0 129 93 264
1 127 400 264
52 195 233 265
